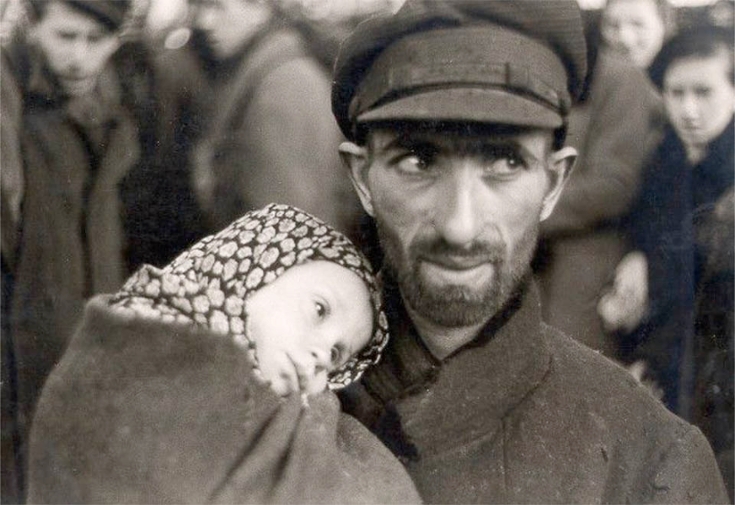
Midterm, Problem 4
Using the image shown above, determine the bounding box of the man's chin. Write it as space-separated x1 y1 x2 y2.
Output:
403 280 500 328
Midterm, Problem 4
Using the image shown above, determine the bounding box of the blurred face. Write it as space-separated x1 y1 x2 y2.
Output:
663 52 735 153
601 0 666 69
30 2 120 96
342 124 574 330
192 0 271 60
245 260 373 396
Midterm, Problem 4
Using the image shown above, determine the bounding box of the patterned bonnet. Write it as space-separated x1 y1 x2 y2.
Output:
110 203 389 390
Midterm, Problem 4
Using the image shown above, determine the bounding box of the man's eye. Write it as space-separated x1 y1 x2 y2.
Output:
483 149 527 178
57 31 76 41
694 87 712 98
393 146 437 174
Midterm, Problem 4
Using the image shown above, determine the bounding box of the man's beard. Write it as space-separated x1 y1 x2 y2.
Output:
375 219 539 328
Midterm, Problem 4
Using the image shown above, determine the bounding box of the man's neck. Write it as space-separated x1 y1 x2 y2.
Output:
404 304 488 360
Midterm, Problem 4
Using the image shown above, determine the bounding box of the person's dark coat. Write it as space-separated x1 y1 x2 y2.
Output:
340 279 728 504
627 120 734 410
155 22 363 241
536 51 663 358
628 119 734 498
27 296 422 505
0 36 204 502
1 39 138 446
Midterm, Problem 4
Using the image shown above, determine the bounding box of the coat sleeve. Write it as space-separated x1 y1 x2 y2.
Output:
27 297 421 504
644 424 729 504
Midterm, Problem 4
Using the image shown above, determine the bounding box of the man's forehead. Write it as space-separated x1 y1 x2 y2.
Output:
367 122 554 150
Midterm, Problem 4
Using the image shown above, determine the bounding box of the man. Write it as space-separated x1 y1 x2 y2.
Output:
156 0 362 240
0 1 171 501
332 1 729 502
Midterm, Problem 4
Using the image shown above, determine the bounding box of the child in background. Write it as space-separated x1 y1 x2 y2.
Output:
27 204 420 505
599 26 733 500
110 202 388 397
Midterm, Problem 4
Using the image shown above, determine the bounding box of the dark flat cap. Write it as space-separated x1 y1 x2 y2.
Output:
29 0 131 30
332 0 588 140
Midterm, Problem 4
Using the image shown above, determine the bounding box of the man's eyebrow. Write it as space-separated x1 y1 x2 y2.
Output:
379 133 436 152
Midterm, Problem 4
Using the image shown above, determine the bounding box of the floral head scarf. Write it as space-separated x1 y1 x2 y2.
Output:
111 203 388 390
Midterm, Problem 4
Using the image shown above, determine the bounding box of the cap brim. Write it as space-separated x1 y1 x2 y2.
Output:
356 88 563 129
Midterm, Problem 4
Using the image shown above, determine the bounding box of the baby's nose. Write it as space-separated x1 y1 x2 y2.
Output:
310 347 332 370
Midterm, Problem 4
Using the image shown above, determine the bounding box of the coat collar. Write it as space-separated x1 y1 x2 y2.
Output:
362 276 552 424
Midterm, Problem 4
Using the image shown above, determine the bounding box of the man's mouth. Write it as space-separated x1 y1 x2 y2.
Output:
419 256 496 287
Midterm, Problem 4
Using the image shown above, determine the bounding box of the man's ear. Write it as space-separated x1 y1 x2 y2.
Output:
540 146 577 221
339 141 374 217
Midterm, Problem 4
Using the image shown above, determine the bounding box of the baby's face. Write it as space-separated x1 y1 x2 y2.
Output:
245 260 374 396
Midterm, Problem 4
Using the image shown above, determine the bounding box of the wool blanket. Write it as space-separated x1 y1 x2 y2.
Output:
27 296 421 504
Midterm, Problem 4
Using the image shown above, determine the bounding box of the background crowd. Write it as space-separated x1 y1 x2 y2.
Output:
1 0 733 503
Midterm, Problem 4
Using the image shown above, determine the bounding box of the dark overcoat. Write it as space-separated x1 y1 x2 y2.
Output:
340 280 729 504
1 41 138 441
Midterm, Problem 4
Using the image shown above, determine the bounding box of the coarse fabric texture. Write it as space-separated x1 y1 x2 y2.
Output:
339 279 729 504
27 297 422 504
110 203 388 389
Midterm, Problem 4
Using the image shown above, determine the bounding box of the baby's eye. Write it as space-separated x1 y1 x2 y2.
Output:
315 301 327 319
330 345 344 366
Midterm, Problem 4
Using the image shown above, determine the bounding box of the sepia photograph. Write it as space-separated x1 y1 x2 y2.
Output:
1 0 732 503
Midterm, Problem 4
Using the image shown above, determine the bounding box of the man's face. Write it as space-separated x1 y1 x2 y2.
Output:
663 52 735 152
192 0 271 60
30 1 120 97
343 124 574 328
601 0 665 69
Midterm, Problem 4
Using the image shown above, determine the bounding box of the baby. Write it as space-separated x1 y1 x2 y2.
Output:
28 203 421 504
109 203 388 397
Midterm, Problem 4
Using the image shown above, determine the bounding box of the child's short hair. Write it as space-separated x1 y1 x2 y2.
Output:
649 26 734 90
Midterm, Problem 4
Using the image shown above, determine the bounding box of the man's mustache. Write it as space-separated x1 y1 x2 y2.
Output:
410 238 505 264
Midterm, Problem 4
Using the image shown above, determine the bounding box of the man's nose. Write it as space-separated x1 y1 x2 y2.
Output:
69 39 89 66
680 94 699 120
433 164 484 246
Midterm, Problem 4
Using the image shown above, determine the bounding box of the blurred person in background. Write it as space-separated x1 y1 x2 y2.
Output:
534 1 667 358
599 0 673 70
600 26 734 500
155 0 363 243
0 0 191 501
